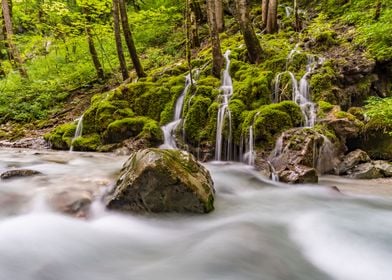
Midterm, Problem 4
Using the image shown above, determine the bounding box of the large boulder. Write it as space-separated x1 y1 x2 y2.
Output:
105 148 215 214
336 149 371 175
269 128 339 183
346 161 392 179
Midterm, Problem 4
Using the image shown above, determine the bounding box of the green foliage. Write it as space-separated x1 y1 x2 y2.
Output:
364 97 392 135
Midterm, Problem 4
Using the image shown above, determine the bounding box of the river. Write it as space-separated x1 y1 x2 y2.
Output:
1 148 392 280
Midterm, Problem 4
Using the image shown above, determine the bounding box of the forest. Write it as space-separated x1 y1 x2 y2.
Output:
0 1 392 279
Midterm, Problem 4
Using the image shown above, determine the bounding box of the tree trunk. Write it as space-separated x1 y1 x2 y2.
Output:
1 0 27 78
234 0 262 64
118 0 146 78
112 0 129 80
374 0 382 21
262 0 269 29
191 0 207 24
293 0 300 31
85 25 104 81
215 0 224 33
186 0 193 84
206 0 223 78
266 0 278 34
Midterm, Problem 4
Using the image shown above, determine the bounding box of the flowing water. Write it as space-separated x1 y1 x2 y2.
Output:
70 115 84 152
215 50 234 161
1 149 392 279
160 73 193 149
1 149 392 280
274 49 323 128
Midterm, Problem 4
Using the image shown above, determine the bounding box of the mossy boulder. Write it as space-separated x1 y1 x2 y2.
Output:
44 122 76 150
71 134 102 152
105 148 215 214
103 116 162 145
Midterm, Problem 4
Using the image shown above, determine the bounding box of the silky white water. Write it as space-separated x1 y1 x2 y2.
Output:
215 50 233 161
70 115 84 152
1 149 392 280
160 73 193 149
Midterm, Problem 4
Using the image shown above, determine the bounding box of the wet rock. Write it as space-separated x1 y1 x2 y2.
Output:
373 161 392 177
348 130 392 160
278 165 318 184
105 148 215 214
347 162 383 179
269 128 339 183
1 169 42 180
336 149 371 175
0 137 49 150
49 190 93 217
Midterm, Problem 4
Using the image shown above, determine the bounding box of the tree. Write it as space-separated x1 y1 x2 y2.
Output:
262 0 278 34
374 0 382 21
293 0 300 31
234 0 262 64
118 0 146 78
215 0 224 33
206 0 223 78
1 0 28 78
261 0 269 29
266 0 278 33
112 0 129 80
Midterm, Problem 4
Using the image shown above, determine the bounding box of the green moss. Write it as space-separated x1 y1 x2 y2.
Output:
334 110 356 121
310 61 338 102
71 134 101 152
184 96 212 144
44 122 76 150
313 123 338 143
267 101 304 127
103 116 162 144
347 107 365 121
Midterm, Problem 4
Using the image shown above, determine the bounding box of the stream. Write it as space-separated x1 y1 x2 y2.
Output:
1 148 392 280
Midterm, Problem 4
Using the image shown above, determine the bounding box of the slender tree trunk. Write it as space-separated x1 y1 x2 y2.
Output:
234 0 262 64
215 0 224 33
186 0 193 85
85 25 104 81
206 0 223 78
266 0 278 34
118 0 146 78
190 10 200 48
1 0 27 78
374 0 382 21
112 0 129 80
262 0 269 29
293 0 300 31
191 0 207 24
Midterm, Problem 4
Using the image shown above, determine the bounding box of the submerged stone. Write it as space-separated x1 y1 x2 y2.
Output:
105 148 215 214
1 169 42 180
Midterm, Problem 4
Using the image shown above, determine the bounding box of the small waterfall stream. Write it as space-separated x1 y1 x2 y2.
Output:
274 48 323 128
215 50 234 161
70 114 84 152
160 73 193 149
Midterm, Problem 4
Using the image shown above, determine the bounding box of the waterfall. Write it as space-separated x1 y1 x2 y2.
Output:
267 160 279 182
273 47 324 128
316 135 336 174
215 50 233 161
243 126 255 166
160 73 193 149
70 114 84 152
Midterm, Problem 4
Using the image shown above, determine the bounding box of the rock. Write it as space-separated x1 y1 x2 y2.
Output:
278 165 318 184
373 160 392 177
269 128 339 183
324 118 361 139
347 162 383 179
348 130 392 160
1 169 42 180
105 148 215 214
336 149 371 175
0 137 49 149
49 190 93 217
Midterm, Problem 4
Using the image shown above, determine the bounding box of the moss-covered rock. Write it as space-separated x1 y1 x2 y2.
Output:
44 122 76 150
103 116 162 145
105 148 215 214
183 96 212 144
71 134 101 152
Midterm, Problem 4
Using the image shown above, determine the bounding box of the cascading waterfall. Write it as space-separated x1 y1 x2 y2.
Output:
316 135 336 174
243 125 255 166
215 50 233 161
70 114 84 152
160 73 193 149
273 48 324 128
